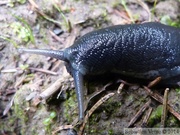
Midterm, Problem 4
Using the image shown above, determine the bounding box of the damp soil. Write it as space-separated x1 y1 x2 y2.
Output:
0 0 180 135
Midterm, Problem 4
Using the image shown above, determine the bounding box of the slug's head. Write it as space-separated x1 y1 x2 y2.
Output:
18 48 85 120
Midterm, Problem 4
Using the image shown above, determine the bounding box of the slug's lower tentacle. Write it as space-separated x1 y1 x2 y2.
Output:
72 70 84 120
18 48 67 62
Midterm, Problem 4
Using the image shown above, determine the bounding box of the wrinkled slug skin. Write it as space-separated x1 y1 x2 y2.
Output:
65 22 180 82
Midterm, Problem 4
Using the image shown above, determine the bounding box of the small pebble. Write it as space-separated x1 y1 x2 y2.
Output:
53 27 63 36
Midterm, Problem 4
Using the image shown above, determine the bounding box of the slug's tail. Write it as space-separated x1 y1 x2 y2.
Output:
18 48 67 62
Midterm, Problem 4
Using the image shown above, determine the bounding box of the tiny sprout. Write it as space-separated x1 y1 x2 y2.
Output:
43 118 52 126
19 64 29 70
50 111 57 119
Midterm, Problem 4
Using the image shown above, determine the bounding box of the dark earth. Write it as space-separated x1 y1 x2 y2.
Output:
0 0 180 135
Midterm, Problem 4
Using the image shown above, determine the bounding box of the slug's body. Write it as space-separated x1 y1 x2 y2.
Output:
19 22 180 120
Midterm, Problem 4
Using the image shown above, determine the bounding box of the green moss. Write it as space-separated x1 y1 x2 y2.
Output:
104 98 122 116
13 87 30 134
63 90 78 122
13 89 29 122
166 115 180 127
89 113 99 126
148 105 163 126
0 116 15 133
108 129 114 135
175 88 180 94
127 95 134 102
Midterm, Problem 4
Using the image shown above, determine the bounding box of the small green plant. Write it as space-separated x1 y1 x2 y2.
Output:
53 3 71 31
120 0 135 23
11 22 31 43
17 0 26 4
8 0 27 7
151 0 157 15
43 111 57 133
19 64 29 70
160 15 180 27
11 15 35 43
49 111 57 119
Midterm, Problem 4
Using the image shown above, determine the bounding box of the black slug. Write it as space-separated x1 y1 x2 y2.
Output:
18 22 180 120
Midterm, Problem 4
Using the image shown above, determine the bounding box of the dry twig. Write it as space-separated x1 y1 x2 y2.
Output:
1 67 58 75
28 0 61 26
142 107 153 126
86 82 113 107
28 0 38 9
117 83 125 94
144 86 180 121
52 125 74 135
49 30 64 43
3 95 15 116
147 77 161 88
128 99 151 127
113 9 132 23
29 67 58 76
136 0 151 21
161 88 169 127
40 75 70 100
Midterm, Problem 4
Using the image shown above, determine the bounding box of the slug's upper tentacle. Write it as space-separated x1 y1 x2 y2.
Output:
72 69 84 120
18 48 68 62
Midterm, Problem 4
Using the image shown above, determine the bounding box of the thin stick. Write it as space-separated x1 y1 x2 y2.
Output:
52 125 74 135
1 67 58 75
28 0 61 26
1 69 17 73
3 95 15 115
142 107 153 126
40 75 70 100
161 88 169 127
136 0 151 21
147 77 161 88
117 83 125 94
29 67 58 76
128 99 151 127
87 82 113 105
49 30 64 43
28 0 39 8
